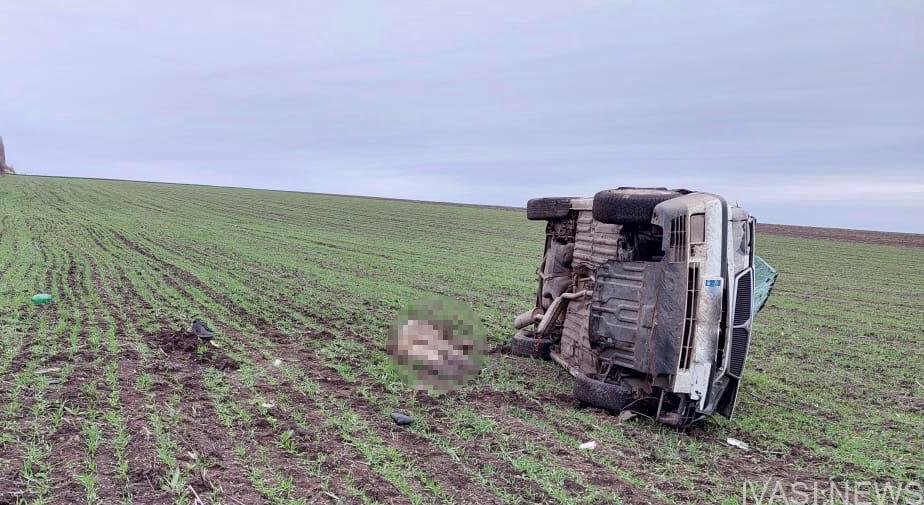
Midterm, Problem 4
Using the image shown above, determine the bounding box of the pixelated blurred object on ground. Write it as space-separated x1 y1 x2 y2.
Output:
387 296 486 393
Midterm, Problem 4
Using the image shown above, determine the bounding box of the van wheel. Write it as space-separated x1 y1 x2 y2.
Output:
592 188 681 225
573 374 635 412
527 197 574 221
510 331 553 360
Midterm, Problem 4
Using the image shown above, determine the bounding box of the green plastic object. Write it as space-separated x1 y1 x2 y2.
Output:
753 256 777 314
31 293 53 305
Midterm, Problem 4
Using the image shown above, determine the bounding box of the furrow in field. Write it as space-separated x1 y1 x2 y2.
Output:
103 238 398 503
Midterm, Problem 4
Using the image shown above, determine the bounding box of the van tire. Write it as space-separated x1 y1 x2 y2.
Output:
510 331 553 360
573 374 635 412
592 188 680 225
527 197 574 221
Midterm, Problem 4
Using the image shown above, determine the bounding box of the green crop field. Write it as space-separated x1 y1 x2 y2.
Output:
0 175 921 505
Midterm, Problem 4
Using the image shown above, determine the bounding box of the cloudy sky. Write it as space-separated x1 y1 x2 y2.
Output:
1 1 922 232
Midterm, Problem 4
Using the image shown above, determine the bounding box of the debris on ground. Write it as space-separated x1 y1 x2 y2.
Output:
31 293 54 305
34 367 61 375
579 441 597 450
726 437 750 451
151 328 239 370
273 358 283 368
617 410 637 423
390 411 414 426
154 329 201 353
191 319 215 341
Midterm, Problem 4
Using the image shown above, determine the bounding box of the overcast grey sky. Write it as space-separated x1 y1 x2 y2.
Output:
1 1 922 232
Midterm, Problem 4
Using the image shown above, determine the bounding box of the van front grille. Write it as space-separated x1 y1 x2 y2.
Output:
734 270 753 326
728 327 749 378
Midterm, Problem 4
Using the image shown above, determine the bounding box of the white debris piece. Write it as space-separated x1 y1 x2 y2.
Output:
579 441 597 450
273 358 283 368
726 437 750 450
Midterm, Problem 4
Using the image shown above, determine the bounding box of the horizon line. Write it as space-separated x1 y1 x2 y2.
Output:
5 173 922 238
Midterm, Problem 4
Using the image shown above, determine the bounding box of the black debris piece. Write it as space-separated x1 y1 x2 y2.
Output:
191 319 215 341
390 411 414 426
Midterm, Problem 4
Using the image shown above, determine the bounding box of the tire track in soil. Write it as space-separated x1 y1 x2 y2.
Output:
111 233 273 328
113 334 173 503
48 352 113 503
0 215 12 282
87 257 153 502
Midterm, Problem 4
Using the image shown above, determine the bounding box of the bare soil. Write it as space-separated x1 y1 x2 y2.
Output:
150 329 239 371
759 223 924 247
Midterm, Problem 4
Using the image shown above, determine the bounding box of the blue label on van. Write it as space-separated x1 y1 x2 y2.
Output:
704 279 722 287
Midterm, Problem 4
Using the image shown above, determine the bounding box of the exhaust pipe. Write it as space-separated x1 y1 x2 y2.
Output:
514 308 543 330
535 290 589 336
